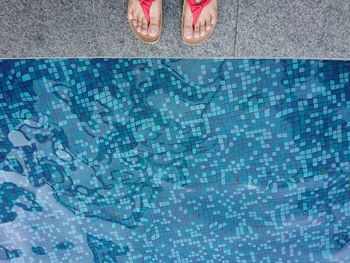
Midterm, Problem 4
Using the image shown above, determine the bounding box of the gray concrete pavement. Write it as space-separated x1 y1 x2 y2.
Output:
0 0 349 59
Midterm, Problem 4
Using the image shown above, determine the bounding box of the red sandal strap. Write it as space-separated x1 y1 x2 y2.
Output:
139 0 155 24
185 0 212 26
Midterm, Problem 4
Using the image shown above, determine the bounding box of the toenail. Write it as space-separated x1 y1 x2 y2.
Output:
148 27 157 36
185 30 193 38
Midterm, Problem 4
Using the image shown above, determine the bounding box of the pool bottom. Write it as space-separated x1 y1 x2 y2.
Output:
0 58 349 262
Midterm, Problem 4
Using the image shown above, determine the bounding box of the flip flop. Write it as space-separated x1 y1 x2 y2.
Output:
182 0 217 46
128 0 162 44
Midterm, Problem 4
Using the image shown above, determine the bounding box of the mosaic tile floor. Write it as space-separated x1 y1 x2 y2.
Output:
0 59 349 262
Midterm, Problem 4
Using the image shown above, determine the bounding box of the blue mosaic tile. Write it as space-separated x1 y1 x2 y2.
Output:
0 58 349 262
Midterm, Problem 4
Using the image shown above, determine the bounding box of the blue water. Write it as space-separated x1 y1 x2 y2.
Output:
0 58 349 262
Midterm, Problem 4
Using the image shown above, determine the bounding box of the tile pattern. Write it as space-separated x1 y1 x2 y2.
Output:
0 58 350 262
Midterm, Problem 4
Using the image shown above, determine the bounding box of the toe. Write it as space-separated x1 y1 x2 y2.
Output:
184 25 193 40
183 18 194 40
141 18 148 35
205 16 212 31
200 21 206 37
211 13 217 25
194 23 200 38
128 7 133 20
148 15 160 37
136 16 142 32
128 6 136 20
132 18 138 27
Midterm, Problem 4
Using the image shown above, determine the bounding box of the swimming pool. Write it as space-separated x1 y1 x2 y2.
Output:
0 58 349 262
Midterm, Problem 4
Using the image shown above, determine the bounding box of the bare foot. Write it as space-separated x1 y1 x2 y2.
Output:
128 0 162 38
183 0 218 42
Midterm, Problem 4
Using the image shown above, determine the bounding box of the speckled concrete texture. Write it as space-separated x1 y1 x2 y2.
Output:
235 0 350 59
0 0 97 57
0 0 349 58
93 0 238 57
0 0 237 58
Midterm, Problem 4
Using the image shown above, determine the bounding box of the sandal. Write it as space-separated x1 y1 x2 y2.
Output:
128 0 162 44
182 0 217 46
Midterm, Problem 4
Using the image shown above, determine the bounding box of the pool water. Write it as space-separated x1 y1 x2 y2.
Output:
0 58 349 262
